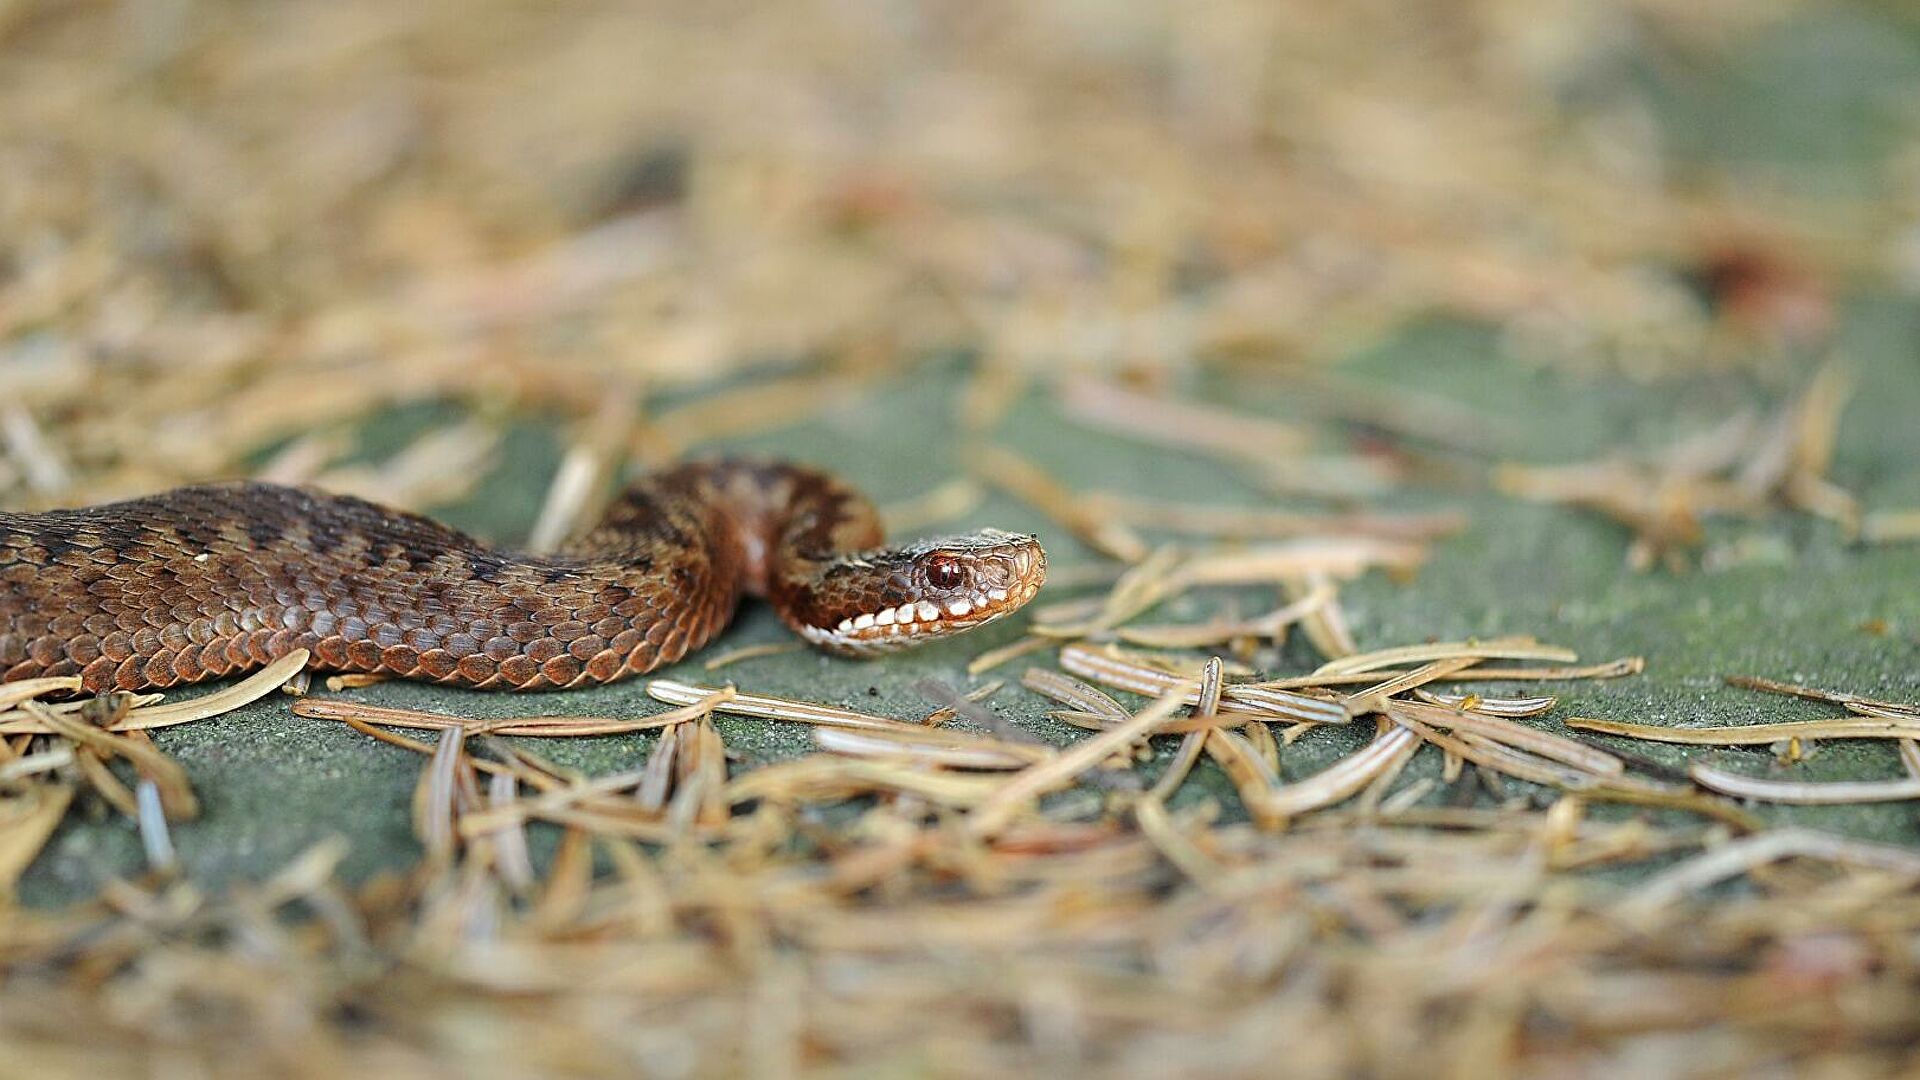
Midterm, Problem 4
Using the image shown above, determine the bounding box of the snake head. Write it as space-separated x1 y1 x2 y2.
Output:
797 530 1046 654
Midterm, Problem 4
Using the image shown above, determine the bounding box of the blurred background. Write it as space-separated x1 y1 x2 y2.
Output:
2 0 1916 514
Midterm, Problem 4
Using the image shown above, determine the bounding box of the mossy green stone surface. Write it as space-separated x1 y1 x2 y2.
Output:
19 293 1920 904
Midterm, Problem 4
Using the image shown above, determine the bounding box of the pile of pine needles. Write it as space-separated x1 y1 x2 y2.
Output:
9 637 1920 1074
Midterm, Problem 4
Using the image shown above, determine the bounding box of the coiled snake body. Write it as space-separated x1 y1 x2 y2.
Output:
0 460 1046 693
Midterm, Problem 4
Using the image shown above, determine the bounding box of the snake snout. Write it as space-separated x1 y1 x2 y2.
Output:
797 532 1046 655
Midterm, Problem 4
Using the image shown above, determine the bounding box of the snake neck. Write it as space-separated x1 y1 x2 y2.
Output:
581 460 1046 656
574 459 883 598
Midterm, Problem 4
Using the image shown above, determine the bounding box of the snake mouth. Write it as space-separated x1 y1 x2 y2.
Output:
801 580 1044 652
798 537 1045 655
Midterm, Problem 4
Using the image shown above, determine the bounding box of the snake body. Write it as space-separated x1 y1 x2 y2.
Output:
0 460 1045 693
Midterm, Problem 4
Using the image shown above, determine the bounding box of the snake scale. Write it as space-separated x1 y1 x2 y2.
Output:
0 460 1046 693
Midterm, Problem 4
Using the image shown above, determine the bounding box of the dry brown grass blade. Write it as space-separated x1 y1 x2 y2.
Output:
1151 658 1224 803
1199 659 1228 723
647 679 934 733
881 478 986 535
24 703 199 819
636 375 874 465
0 651 307 735
1566 714 1920 745
252 429 352 486
485 771 536 896
0 784 74 897
1116 583 1333 650
725 757 1007 808
1133 796 1223 887
1083 492 1467 542
1032 545 1185 637
1265 723 1422 820
1385 704 1596 790
909 679 1035 741
702 642 804 670
127 651 311 728
1143 726 1215 797
1495 363 1859 568
0 693 162 734
1777 361 1858 528
1412 689 1558 717
1315 638 1577 678
527 387 644 553
972 446 1149 562
1723 673 1914 713
1279 371 1507 452
1057 644 1351 725
1687 762 1920 804
1285 573 1357 661
667 718 729 830
1902 739 1920 779
1238 657 1643 690
529 827 594 932
634 722 684 814
1243 713 1281 775
967 634 1054 675
1176 540 1429 586
1851 701 1920 721
958 356 1030 434
459 766 657 837
1021 668 1130 719
0 678 82 711
817 691 1052 760
811 728 1044 769
1389 699 1624 777
968 688 1188 838
1047 709 1253 735
1057 377 1311 463
318 421 500 509
71 744 137 818
333 713 519 784
1621 828 1920 917
1860 509 1920 544
1223 686 1354 725
413 723 467 860
1206 727 1287 829
1342 657 1484 713
0 746 73 782
1 406 70 496
1362 757 1425 817
294 686 737 737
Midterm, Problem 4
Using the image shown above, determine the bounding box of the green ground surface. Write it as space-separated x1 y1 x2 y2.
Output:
19 294 1920 904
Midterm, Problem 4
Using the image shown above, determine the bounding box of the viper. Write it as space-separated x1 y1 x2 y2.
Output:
0 460 1046 693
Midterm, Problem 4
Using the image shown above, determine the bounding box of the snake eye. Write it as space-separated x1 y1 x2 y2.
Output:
926 557 967 590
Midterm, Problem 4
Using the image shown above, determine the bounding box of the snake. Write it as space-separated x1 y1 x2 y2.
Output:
0 460 1046 694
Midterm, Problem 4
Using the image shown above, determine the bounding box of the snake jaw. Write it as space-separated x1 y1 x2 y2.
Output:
799 532 1046 655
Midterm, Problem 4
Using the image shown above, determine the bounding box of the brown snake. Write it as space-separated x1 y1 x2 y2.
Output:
0 460 1046 693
